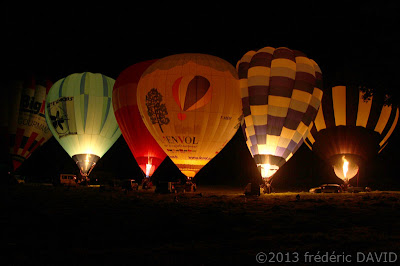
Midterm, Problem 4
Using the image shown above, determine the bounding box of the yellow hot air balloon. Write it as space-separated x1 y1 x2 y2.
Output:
45 72 121 177
137 54 242 178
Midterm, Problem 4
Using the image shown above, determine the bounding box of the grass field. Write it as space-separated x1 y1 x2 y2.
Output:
2 184 400 265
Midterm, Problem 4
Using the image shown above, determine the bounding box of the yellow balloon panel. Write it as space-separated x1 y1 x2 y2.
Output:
137 54 242 177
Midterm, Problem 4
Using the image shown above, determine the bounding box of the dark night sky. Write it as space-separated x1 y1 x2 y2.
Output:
5 3 400 189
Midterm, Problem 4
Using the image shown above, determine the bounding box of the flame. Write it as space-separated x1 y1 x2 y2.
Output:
342 156 349 178
333 156 359 181
85 154 91 172
145 163 152 177
145 157 153 177
258 164 278 180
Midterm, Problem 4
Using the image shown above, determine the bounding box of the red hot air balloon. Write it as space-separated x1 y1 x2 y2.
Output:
113 60 167 177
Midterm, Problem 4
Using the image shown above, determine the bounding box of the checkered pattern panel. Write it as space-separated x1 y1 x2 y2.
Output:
237 47 323 168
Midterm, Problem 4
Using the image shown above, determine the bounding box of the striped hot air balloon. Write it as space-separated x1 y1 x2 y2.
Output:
305 85 399 182
237 47 323 180
45 72 121 177
7 78 53 171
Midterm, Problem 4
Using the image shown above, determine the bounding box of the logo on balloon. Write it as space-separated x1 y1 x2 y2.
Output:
50 110 65 131
146 88 170 133
172 75 212 121
20 94 44 115
47 97 76 138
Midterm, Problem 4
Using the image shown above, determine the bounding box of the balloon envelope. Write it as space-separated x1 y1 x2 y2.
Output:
137 54 242 178
113 60 167 177
305 85 399 178
237 47 323 180
7 78 53 171
45 72 121 176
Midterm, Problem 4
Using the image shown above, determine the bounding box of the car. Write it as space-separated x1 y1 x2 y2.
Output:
309 184 342 193
60 174 77 187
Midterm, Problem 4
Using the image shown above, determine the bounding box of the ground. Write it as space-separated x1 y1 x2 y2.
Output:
2 184 400 265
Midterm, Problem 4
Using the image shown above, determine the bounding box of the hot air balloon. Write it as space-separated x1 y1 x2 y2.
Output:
137 54 242 179
113 60 167 178
237 47 323 181
305 85 399 183
45 72 121 177
7 77 53 171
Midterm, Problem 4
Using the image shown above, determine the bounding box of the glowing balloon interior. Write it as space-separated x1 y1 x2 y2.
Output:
258 164 279 179
137 54 242 178
45 72 121 176
72 154 100 177
237 47 323 180
332 155 359 182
